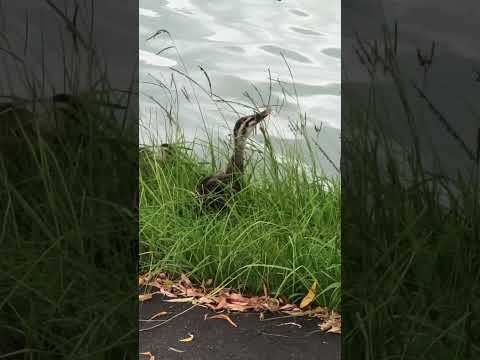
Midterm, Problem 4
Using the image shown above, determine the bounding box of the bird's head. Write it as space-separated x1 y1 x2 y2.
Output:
233 107 271 141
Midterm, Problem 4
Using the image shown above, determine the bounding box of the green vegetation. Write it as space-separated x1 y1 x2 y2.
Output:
139 132 341 309
343 25 480 358
0 4 137 358
1 93 137 358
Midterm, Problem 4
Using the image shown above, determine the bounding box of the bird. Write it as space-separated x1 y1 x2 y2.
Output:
196 107 271 210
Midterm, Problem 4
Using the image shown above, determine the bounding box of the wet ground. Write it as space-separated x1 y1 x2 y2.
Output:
139 293 340 360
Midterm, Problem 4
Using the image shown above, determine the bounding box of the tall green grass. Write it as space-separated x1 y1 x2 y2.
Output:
342 24 480 358
139 134 341 309
1 3 138 358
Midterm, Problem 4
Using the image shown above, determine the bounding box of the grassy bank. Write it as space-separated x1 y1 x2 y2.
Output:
139 131 341 309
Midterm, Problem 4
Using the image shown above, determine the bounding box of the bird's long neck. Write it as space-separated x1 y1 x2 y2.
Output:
225 137 246 175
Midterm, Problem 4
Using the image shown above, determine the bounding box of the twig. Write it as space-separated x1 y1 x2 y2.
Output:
139 305 197 332
413 82 476 162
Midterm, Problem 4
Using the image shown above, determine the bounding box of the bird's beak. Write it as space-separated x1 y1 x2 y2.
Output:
252 107 271 125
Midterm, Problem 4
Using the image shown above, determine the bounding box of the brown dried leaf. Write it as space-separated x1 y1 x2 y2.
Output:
149 311 168 320
299 280 318 309
229 293 249 302
313 306 330 316
214 295 228 310
208 314 238 327
179 333 194 342
163 297 194 303
139 276 146 286
158 288 177 298
185 288 204 297
139 293 153 302
327 325 341 334
140 351 155 360
229 300 249 306
225 303 251 312
319 315 341 334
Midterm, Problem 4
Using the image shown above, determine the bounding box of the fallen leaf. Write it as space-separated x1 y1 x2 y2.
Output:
327 325 341 334
299 280 318 309
214 295 228 310
149 311 168 320
139 276 146 286
319 315 341 334
168 347 185 353
208 314 238 328
139 351 155 360
225 303 251 312
313 306 330 316
163 297 194 303
185 288 204 297
179 333 194 342
139 293 153 302
229 293 249 302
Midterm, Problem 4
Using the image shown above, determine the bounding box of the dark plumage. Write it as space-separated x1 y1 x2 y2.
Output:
196 107 271 210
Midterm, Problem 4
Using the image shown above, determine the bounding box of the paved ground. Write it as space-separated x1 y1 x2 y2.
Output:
139 293 340 360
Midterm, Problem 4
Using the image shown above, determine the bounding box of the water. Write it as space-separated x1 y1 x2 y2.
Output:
139 0 341 177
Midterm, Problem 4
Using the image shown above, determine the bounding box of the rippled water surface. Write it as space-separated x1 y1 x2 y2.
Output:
139 0 340 176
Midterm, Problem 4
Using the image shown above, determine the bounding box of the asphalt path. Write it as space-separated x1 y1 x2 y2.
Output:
139 293 340 360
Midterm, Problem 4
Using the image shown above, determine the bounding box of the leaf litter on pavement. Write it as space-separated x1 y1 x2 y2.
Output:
207 314 238 327
179 333 195 342
139 273 341 334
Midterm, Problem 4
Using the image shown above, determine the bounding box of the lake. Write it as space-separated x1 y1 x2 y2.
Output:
139 0 341 177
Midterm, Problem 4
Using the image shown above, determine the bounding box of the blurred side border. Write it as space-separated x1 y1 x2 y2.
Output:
342 2 480 359
0 1 138 358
